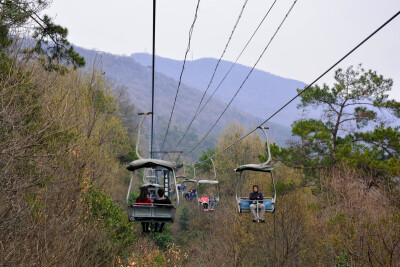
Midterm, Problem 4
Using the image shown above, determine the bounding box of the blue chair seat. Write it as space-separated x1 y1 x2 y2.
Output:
238 198 274 213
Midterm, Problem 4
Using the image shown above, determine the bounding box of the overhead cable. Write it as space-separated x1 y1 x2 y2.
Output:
160 0 201 151
174 0 252 149
185 0 298 155
193 10 400 164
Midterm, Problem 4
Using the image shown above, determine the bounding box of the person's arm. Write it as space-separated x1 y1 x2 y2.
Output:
259 193 264 200
249 193 256 200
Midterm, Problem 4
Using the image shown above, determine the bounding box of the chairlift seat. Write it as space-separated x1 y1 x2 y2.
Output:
237 198 275 213
128 204 176 222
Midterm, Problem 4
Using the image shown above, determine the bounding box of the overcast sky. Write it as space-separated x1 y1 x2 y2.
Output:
47 0 400 100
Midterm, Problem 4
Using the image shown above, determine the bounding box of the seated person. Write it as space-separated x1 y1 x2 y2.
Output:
208 192 216 211
199 194 209 211
183 191 189 201
189 187 196 201
135 187 152 232
153 188 171 233
249 185 265 223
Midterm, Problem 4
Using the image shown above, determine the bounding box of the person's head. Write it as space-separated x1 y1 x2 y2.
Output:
203 194 207 197
192 187 194 190
138 187 149 201
209 192 213 196
157 188 165 198
253 185 259 193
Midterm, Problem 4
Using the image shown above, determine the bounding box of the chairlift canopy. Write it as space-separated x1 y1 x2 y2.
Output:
235 163 275 173
181 179 197 184
198 180 219 185
127 158 175 172
140 183 164 189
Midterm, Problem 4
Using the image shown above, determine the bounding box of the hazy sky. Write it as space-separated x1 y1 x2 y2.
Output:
47 0 400 100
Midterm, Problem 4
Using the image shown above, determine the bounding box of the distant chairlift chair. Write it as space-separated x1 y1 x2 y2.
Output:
196 159 220 210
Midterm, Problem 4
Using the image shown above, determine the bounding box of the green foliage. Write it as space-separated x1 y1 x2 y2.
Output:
83 186 135 253
179 205 190 231
118 145 139 164
196 149 215 174
127 192 137 204
0 0 85 73
266 65 399 180
335 253 350 267
271 181 296 195
329 213 347 226
24 193 45 220
335 125 400 176
150 229 174 249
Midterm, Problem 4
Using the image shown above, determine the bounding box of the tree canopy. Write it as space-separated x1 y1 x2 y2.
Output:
0 0 84 72
266 65 399 178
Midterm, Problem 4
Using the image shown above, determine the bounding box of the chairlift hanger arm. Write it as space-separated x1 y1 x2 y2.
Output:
258 126 271 165
135 112 153 159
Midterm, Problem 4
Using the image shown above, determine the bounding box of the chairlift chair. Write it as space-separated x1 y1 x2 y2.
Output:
235 127 276 214
196 159 220 208
180 178 198 201
126 112 180 223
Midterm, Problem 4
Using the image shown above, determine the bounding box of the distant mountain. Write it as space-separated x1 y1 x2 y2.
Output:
131 53 307 126
74 47 293 159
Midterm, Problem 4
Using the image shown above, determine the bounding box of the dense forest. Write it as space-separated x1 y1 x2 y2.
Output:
1 1 400 266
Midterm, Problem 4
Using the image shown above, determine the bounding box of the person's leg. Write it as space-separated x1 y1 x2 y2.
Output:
141 222 146 232
250 204 258 220
159 223 165 232
145 222 150 232
259 204 266 220
154 222 159 232
210 201 215 210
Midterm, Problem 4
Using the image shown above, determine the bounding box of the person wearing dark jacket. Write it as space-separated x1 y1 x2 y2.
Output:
153 188 171 232
249 185 265 222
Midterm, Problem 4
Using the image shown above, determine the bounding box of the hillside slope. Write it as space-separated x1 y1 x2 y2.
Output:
131 53 307 126
75 47 292 157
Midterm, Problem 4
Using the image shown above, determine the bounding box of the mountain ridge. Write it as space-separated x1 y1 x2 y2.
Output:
131 53 307 126
74 47 292 159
